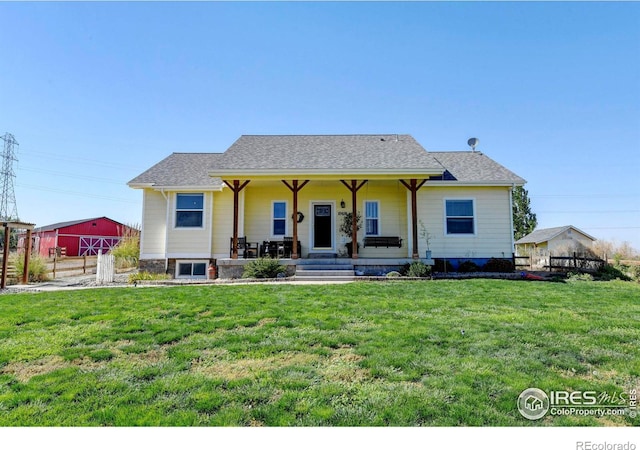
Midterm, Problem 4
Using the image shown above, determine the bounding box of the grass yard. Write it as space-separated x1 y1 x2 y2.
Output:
0 279 638 426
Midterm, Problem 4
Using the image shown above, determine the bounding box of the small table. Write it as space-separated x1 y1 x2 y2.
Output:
260 240 300 258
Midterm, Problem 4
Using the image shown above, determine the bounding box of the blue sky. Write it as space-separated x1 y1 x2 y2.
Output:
1 1 638 250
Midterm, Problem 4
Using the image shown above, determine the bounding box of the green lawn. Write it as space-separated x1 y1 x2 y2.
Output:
0 280 638 426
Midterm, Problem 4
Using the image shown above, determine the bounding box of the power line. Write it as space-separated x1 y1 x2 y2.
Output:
18 166 125 185
581 226 640 230
532 194 638 198
23 149 146 172
16 183 138 204
538 210 640 214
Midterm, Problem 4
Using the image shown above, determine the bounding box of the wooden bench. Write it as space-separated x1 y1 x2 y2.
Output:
363 236 403 248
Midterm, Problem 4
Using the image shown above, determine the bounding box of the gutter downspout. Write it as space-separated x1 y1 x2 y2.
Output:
509 184 515 256
160 189 170 273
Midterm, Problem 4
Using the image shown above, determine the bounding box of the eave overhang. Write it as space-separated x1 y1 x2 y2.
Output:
424 180 527 187
209 167 445 181
127 183 224 192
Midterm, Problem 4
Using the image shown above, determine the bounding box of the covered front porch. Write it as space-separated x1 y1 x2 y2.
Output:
224 176 433 262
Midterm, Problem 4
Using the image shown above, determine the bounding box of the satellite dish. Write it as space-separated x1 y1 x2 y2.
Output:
467 137 479 151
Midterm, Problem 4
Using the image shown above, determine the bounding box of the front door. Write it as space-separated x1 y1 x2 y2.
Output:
313 204 332 249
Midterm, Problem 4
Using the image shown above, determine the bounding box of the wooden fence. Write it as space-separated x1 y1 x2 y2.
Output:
0 263 17 280
514 255 535 270
47 255 98 278
95 252 115 284
514 253 605 273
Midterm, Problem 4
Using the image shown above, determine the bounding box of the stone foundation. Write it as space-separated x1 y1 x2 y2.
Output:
138 259 166 275
166 259 177 278
216 259 296 279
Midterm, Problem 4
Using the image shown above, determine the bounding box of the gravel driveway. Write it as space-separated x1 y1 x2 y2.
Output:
2 272 133 293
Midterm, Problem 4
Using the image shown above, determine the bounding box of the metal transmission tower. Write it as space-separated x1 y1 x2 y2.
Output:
0 133 19 221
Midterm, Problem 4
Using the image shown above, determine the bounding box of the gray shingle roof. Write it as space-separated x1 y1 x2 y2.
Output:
128 153 224 187
216 134 442 172
515 226 597 244
430 152 526 184
128 135 526 188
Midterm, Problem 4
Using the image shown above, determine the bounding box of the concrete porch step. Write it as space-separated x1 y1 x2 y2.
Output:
293 275 356 282
296 269 355 276
295 264 356 282
307 253 338 259
296 264 354 271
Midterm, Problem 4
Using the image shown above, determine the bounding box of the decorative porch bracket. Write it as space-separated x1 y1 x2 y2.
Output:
223 180 250 259
400 179 427 259
340 180 368 259
282 180 310 259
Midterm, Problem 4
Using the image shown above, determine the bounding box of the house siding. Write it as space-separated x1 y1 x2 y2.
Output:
244 183 292 243
357 181 408 258
140 189 167 258
212 189 235 259
418 186 513 259
166 191 213 258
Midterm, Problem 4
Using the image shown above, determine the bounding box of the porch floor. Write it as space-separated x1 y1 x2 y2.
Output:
217 257 434 266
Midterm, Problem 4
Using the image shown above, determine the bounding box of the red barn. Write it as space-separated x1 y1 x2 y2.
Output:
25 217 132 258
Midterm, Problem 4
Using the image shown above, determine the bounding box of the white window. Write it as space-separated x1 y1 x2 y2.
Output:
272 201 287 236
445 199 475 234
177 261 207 278
365 201 379 235
176 193 204 228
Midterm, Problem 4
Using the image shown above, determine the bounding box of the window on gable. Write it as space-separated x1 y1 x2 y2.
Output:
176 193 204 228
445 199 475 234
365 201 379 236
273 201 286 236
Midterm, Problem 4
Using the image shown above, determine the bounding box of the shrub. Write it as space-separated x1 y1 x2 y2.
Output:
128 271 171 284
433 259 454 273
597 264 632 282
627 264 640 282
457 260 480 273
402 261 431 278
111 235 140 269
242 257 286 279
567 271 594 282
483 258 515 273
12 254 49 282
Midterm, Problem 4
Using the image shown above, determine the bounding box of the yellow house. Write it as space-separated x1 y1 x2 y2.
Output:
128 135 526 278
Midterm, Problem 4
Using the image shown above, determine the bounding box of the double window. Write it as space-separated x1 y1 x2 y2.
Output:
445 199 475 234
177 261 207 278
272 201 287 236
176 193 204 228
365 201 379 235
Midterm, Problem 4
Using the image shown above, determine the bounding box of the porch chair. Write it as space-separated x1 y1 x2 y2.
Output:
283 236 294 258
229 237 258 259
